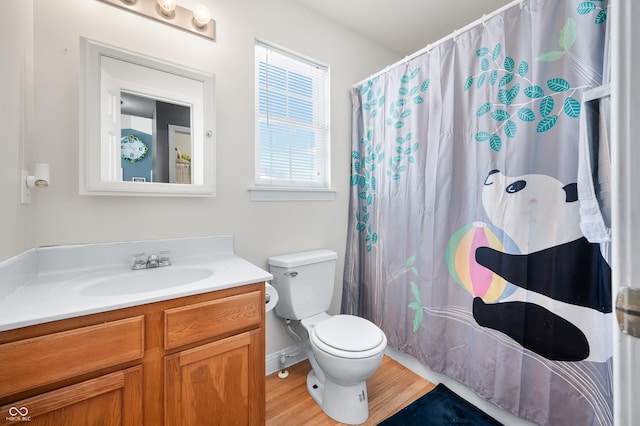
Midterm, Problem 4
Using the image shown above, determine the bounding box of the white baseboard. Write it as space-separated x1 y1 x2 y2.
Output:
266 345 307 375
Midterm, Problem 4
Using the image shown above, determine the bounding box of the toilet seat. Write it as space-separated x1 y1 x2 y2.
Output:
310 315 386 359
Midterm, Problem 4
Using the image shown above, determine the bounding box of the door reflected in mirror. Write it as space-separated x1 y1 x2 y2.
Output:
80 38 215 196
168 125 192 184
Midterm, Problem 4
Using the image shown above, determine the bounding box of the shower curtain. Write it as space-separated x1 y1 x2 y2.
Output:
343 1 612 424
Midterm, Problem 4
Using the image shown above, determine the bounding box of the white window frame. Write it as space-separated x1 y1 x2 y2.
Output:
250 40 334 201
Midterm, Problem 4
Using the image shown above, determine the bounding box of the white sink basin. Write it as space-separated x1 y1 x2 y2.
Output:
79 267 215 296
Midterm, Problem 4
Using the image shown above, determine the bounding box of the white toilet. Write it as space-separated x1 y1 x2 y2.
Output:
268 249 387 425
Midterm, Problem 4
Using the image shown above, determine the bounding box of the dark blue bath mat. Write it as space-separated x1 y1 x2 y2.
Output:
378 383 504 425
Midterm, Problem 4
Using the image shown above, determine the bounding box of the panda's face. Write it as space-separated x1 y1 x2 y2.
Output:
483 170 548 221
482 169 582 253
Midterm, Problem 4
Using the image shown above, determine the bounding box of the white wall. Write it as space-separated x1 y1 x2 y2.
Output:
4 0 399 355
1 0 34 261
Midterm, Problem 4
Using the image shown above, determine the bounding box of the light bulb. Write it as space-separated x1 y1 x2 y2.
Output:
192 4 211 28
156 0 177 15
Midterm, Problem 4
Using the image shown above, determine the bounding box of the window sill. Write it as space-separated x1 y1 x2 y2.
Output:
248 186 336 201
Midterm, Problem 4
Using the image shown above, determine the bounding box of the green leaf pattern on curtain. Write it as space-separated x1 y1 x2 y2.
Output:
351 129 384 253
466 18 595 151
577 1 607 24
352 69 428 252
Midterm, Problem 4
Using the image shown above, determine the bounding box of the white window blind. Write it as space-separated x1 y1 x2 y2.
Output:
255 41 330 188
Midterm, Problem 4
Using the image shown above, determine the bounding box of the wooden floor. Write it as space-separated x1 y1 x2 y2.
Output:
266 356 436 425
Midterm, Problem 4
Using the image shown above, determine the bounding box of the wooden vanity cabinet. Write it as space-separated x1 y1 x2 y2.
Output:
0 282 266 425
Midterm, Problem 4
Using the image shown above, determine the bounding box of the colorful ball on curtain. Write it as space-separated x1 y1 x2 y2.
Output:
446 222 518 302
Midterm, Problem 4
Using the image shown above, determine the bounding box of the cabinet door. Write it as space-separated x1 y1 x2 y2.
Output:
0 366 142 426
165 329 264 425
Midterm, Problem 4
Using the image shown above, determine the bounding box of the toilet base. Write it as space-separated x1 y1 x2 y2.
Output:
306 370 370 425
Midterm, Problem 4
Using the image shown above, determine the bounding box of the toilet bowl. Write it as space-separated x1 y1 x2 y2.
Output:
268 250 387 424
301 313 387 424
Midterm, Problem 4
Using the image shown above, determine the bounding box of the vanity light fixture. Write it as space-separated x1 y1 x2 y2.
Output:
97 0 215 41
21 163 51 204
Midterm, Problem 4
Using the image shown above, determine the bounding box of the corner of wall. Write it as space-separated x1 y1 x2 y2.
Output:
1 0 36 262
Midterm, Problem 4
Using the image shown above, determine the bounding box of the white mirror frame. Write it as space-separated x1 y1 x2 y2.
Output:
79 38 216 196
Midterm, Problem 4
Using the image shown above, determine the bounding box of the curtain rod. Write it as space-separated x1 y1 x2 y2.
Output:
352 0 527 88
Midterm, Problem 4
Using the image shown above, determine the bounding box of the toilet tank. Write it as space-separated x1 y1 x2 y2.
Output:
268 249 337 320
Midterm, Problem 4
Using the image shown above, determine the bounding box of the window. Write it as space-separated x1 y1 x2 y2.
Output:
253 41 331 198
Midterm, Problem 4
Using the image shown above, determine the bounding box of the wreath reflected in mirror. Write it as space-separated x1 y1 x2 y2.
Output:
121 134 149 163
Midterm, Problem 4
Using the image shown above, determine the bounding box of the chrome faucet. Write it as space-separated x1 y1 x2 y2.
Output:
146 254 159 268
131 251 171 270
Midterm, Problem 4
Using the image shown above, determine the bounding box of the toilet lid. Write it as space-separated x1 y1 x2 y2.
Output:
313 315 384 352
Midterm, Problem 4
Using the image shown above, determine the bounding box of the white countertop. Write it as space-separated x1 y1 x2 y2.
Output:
0 236 273 332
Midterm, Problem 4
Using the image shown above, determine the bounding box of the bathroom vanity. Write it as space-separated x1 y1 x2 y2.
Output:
0 236 271 425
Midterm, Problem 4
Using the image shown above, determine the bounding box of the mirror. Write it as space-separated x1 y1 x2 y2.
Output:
80 38 215 196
